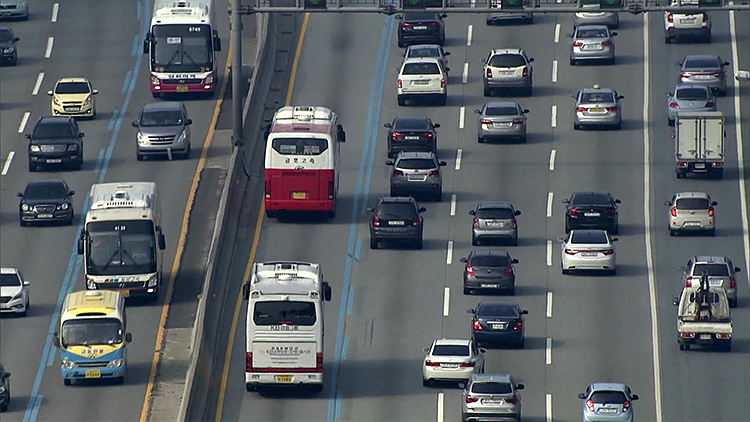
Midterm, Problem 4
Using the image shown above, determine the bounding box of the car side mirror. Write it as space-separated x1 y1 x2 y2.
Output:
79 133 85 138
47 90 53 96
611 32 618 36
418 207 426 213
185 119 193 125
460 257 468 263
17 192 23 198
23 281 30 286
53 333 60 347
467 308 475 314
521 310 529 315
666 92 673 96
13 37 19 41
557 236 566 242
385 160 394 166
711 201 718 206
395 14 403 19
458 382 466 389
514 210 522 216
440 13 447 18
69 190 75 196
132 121 139 127
158 233 166 250
445 67 450 72
122 332 131 343
611 238 619 242
474 109 481 114
383 123 392 128
77 238 85 255
439 161 447 166
516 384 524 390
433 123 441 128
214 36 222 52
724 61 730 66
734 267 741 273
478 348 486 354
511 259 519 264
338 127 346 143
25 134 31 139
366 206 375 212
444 51 451 56
468 210 476 216
523 109 530 114
92 89 100 95
242 283 250 300
615 199 621 204
422 346 430 353
578 393 586 399
672 297 679 306
143 39 149 54
323 282 332 302
663 200 671 206
618 95 625 99
631 394 639 400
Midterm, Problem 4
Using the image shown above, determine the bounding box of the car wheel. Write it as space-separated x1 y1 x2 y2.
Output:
265 210 278 219
310 383 324 393
564 220 571 234
517 337 525 349
64 378 72 386
434 189 442 202
66 216 74 226
464 287 471 295
472 234 479 246
28 162 37 172
115 376 125 385
478 136 484 144
398 39 405 48
19 219 27 227
525 86 533 97
415 238 423 250
609 57 616 65
676 172 684 179
669 229 676 236
722 341 731 352
613 121 622 130
714 168 724 179
423 379 431 387
665 36 672 44
562 267 570 275
609 268 617 276
573 122 581 130
526 15 534 24
729 298 737 308
510 237 518 246
483 86 492 97
570 58 576 66
9 57 17 66
438 35 445 46
668 118 675 126
397 96 406 106
709 228 716 237
370 238 379 250
679 343 686 351
181 144 191 159
519 135 527 144
438 94 447 106
704 33 711 43
73 156 83 171
152 92 161 99
610 224 619 235
486 19 493 25
507 286 516 296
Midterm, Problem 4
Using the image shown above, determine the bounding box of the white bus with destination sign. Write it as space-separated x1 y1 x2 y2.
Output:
242 261 332 392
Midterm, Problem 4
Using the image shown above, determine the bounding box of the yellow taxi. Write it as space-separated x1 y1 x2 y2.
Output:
47 77 99 119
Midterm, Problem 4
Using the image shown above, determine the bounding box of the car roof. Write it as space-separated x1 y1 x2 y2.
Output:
478 301 517 309
477 201 514 209
693 255 730 263
142 101 183 112
396 151 436 160
580 88 616 95
471 250 511 257
569 229 610 241
56 77 89 84
470 373 513 383
684 54 719 61
674 84 710 91
408 44 441 50
403 57 442 65
572 191 610 197
403 12 440 20
589 383 629 393
379 196 415 203
1 267 20 275
485 101 519 109
674 192 709 199
490 48 524 55
37 116 74 124
394 116 431 125
434 338 471 346
576 24 610 31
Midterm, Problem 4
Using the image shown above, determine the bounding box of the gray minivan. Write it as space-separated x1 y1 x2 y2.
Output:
133 102 192 160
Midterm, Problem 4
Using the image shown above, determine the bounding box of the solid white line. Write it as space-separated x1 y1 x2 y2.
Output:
437 392 445 422
546 394 553 422
554 23 561 43
1 151 15 176
45 37 54 58
459 106 465 129
549 149 556 171
546 291 553 318
462 63 469 84
546 240 553 266
455 149 462 171
642 13 664 422
467 25 473 46
443 287 450 317
729 6 750 318
32 72 45 96
446 241 453 265
18 112 30 133
546 192 554 217
551 105 557 128
51 3 59 22
450 194 456 216
545 338 552 364
551 60 558 83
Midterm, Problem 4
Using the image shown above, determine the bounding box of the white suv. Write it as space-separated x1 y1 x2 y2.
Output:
482 48 534 97
664 0 711 43
397 57 449 106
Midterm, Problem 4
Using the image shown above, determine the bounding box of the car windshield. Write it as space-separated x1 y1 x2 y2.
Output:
0 30 13 42
0 274 21 287
684 57 720 69
61 318 123 347
577 28 608 38
581 93 615 103
377 203 416 218
32 122 75 138
676 198 709 209
408 48 439 58
55 82 90 95
472 382 513 394
477 303 517 317
402 62 440 75
676 88 709 101
432 345 469 356
253 301 317 326
397 159 436 170
404 12 437 21
394 119 430 131
476 208 514 219
572 193 611 205
485 106 519 116
140 110 183 127
24 182 67 200
693 263 730 276
471 255 510 267
489 54 526 68
571 231 608 244
590 391 627 404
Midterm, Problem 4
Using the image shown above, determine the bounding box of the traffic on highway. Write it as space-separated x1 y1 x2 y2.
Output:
1 0 749 422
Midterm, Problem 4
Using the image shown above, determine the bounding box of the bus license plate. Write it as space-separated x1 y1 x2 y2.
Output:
275 375 293 383
85 370 102 379
292 192 307 200
176 86 189 92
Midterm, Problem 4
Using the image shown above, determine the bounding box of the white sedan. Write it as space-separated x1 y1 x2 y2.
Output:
558 229 618 275
1 267 30 316
422 338 485 386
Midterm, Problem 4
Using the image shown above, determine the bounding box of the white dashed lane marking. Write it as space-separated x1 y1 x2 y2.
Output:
551 105 557 128
45 37 54 58
450 194 456 216
549 149 556 171
554 23 561 43
2 151 15 176
459 106 465 129
446 240 454 265
547 192 554 217
443 287 450 317
18 112 30 133
51 3 59 22
32 72 45 96
552 60 558 83
462 62 469 84
546 338 552 365
455 149 462 171
467 25 473 46
546 291 553 318
547 240 553 267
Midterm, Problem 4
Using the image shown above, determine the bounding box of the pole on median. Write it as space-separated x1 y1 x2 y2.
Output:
231 0 244 146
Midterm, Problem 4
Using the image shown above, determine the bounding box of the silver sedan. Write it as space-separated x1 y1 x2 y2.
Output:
572 85 624 130
475 101 529 143
559 229 618 275
569 25 617 66
666 85 716 126
678 54 730 96
574 0 619 28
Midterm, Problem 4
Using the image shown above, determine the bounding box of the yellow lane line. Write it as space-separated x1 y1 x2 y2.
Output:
213 12 311 422
138 38 234 422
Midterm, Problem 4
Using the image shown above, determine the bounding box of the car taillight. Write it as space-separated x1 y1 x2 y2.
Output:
459 362 475 367
681 332 695 338
473 218 479 228
667 13 674 22
467 264 475 276
402 22 412 28
601 40 612 47
576 106 587 112
398 79 402 88
522 67 528 77
570 208 583 216
316 352 323 372
328 181 335 200
730 277 736 288
486 68 492 78
512 321 523 331
586 399 595 412
686 276 694 287
473 320 482 330
393 170 404 176
425 360 440 367
708 207 714 216
606 106 618 111
702 12 709 20
505 397 518 404
677 162 688 167
680 72 690 78
425 132 433 138
413 217 420 227
504 264 513 276
706 101 715 107
429 22 439 27
622 401 630 412
440 78 446 88
671 207 677 217
481 119 492 125
428 170 438 176
373 216 380 227
512 118 524 124
510 218 517 228
264 181 271 199
246 352 253 372
713 73 722 78
573 41 584 47
466 396 479 403
669 102 680 109
602 249 614 255
603 209 616 216
717 333 731 339
391 132 404 138
565 249 577 255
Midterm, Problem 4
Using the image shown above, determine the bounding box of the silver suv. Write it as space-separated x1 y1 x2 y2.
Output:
133 101 192 160
460 374 524 422
482 48 534 97
386 152 446 201
469 201 521 246
681 255 740 307
665 192 717 236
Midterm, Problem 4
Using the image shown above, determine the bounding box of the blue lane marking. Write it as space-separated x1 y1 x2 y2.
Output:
326 16 393 422
354 237 362 261
122 70 132 94
341 336 349 360
108 110 119 131
45 347 55 367
136 0 142 21
29 396 43 422
335 390 344 421
23 2 151 420
93 148 105 174
346 286 354 316
132 34 139 57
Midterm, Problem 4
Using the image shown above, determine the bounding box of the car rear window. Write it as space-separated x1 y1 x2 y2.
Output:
675 88 709 101
0 273 21 287
404 12 437 21
571 193 611 206
476 208 514 219
377 203 416 218
590 391 627 404
397 159 436 170
477 303 518 317
25 182 67 200
684 57 720 69
581 93 615 103
471 382 513 394
577 28 608 38
485 106 519 116
272 138 329 156
402 63 440 75
471 255 510 267
489 54 526 68
570 231 608 244
33 122 75 139
394 119 430 131
693 263 730 276
676 198 709 209
408 48 440 59
432 345 469 356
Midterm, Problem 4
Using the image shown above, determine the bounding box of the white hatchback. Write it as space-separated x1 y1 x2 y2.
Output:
665 192 717 236
397 57 449 106
1 268 30 316
422 338 485 386
558 229 618 275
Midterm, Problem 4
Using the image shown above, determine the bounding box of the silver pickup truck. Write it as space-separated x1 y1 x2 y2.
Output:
673 281 732 351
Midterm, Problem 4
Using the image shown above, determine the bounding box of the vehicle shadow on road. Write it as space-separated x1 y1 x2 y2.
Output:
5 394 32 413
513 285 547 297
480 336 553 351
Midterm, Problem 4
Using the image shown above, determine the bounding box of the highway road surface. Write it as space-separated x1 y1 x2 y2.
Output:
204 7 750 422
0 0 229 421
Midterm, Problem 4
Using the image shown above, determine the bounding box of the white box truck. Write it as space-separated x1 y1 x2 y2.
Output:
674 111 725 179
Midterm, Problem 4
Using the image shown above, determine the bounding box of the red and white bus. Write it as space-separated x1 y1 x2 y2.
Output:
264 106 346 218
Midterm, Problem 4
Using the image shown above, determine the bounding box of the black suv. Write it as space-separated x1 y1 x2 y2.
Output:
0 362 10 412
367 196 426 249
384 117 440 158
26 116 84 171
563 191 620 234
0 27 19 66
18 179 75 226
397 12 447 48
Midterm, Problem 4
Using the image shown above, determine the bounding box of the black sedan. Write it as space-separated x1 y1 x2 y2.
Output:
18 180 75 226
397 12 447 48
468 301 528 348
0 27 19 66
384 117 440 158
461 251 518 295
563 191 620 234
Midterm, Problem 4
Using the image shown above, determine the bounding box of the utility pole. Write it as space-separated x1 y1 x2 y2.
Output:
231 0 243 146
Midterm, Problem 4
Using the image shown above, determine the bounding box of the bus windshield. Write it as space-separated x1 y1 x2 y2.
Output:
152 24 213 72
86 220 157 276
253 301 317 326
61 318 123 347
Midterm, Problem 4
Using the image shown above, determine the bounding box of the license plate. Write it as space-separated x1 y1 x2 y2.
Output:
482 284 499 288
405 136 420 140
413 80 430 85
275 375 293 383
441 363 459 368
414 25 428 30
709 280 721 286
85 370 102 379
583 45 603 50
388 220 405 226
581 252 598 257
693 75 712 79
292 192 307 199
37 214 53 219
584 212 600 217
599 408 617 413
700 334 712 340
47 159 63 163
588 109 605 113
407 176 425 181
684 222 701 227
490 324 506 330
499 71 514 76
680 19 695 24
65 107 81 112
487 222 504 227
493 122 512 128
176 86 189 92
694 163 706 169
482 399 503 404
